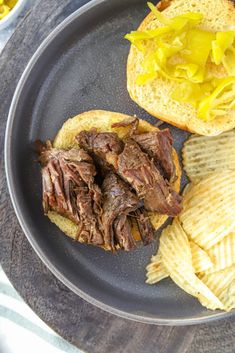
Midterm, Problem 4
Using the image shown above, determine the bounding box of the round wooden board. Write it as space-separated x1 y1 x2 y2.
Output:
0 1 234 352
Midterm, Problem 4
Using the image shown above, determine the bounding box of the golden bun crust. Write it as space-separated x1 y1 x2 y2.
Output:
48 110 181 246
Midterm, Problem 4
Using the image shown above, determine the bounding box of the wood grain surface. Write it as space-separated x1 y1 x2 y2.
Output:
0 1 234 352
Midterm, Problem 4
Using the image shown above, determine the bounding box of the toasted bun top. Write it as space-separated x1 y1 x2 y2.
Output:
127 0 235 136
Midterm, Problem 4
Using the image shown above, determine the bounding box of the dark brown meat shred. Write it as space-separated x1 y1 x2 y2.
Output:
102 173 153 251
117 139 182 216
134 207 154 245
112 118 176 181
102 173 138 251
113 216 134 251
132 129 176 181
77 129 123 173
40 144 103 245
112 117 139 135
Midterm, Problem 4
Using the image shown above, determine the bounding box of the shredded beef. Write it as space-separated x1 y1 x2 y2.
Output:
102 173 153 251
112 118 176 181
101 173 139 251
112 117 139 135
134 207 154 245
117 139 182 215
39 143 103 245
39 142 153 250
77 129 123 173
132 129 175 181
39 116 182 251
113 215 135 251
77 122 182 216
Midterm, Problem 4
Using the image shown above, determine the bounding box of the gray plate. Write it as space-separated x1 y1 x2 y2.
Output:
5 0 234 325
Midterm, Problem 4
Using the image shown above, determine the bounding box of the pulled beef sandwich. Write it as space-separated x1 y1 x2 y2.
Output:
38 110 182 251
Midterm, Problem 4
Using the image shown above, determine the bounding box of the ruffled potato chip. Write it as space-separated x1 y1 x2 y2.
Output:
179 172 235 250
205 232 235 273
159 219 223 309
182 131 235 182
146 253 168 284
146 239 213 284
190 241 213 273
199 265 235 311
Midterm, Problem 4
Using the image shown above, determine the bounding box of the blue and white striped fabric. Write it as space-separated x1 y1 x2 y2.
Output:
0 267 82 353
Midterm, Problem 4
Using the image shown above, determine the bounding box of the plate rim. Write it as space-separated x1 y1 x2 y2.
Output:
4 0 234 325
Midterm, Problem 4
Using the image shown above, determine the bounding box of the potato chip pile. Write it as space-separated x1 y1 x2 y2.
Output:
146 132 235 311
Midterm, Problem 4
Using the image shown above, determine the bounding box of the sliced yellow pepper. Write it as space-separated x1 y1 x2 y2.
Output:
140 50 183 83
183 29 215 65
168 12 203 31
198 77 235 121
147 2 169 25
211 31 235 65
5 0 17 9
156 36 184 65
0 0 17 19
0 4 10 19
125 26 171 42
171 82 202 106
174 63 199 81
223 49 235 76
125 7 212 84
171 81 214 107
147 2 203 30
125 3 235 122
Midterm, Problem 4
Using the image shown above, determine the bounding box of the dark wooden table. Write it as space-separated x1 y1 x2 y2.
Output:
0 1 234 352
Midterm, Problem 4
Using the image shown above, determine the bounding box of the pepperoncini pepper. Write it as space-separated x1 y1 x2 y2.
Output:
125 2 235 121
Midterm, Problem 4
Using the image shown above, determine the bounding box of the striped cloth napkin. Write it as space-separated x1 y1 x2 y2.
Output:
0 267 82 353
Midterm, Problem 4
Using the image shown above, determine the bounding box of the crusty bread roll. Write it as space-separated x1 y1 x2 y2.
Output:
47 110 181 243
127 0 235 136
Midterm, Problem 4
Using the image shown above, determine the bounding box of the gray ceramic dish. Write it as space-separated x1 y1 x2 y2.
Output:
5 0 234 325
